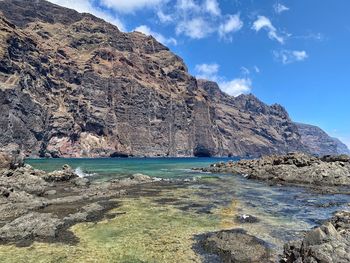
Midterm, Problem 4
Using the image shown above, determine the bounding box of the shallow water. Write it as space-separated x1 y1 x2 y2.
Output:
0 158 348 262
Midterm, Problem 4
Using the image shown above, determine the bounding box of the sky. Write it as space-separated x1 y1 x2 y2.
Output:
48 0 350 148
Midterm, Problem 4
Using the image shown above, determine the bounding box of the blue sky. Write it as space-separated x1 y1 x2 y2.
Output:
49 0 350 147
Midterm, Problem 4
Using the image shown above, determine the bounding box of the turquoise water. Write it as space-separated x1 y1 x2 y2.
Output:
26 158 350 246
27 157 233 180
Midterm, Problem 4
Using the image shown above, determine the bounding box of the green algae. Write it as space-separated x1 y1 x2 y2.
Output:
0 196 219 263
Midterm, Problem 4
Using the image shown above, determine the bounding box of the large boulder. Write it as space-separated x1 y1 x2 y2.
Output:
0 151 24 170
42 165 78 182
200 229 274 263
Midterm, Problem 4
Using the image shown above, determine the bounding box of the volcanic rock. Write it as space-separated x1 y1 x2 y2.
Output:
282 211 350 263
200 229 274 263
201 153 350 189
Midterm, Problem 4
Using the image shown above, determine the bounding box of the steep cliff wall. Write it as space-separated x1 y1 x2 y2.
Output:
0 0 332 157
296 123 350 155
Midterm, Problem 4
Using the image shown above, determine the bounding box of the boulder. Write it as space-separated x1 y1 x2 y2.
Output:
0 212 63 242
0 152 24 170
130 173 153 182
200 229 274 263
235 214 260 224
43 165 78 182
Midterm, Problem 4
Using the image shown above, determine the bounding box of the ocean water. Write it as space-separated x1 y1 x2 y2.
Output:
6 157 347 262
26 157 233 180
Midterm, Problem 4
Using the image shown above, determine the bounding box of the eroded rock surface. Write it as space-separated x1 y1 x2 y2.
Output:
282 211 350 263
0 160 161 246
0 0 311 158
199 229 275 263
200 153 350 191
296 123 350 156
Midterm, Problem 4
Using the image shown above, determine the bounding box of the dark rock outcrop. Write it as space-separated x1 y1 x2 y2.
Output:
296 123 350 156
200 153 350 190
199 229 274 263
282 211 350 263
198 80 306 157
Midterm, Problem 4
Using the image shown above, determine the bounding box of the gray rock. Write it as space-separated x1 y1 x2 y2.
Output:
282 211 350 263
71 177 90 187
43 165 78 182
0 212 63 241
235 214 260 224
200 229 274 263
203 153 350 190
130 173 153 182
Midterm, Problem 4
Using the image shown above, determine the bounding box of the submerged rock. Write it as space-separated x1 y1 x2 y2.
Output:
235 214 260 224
130 173 153 182
282 211 350 263
200 229 274 263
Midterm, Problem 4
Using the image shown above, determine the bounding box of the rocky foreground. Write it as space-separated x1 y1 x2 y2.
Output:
197 153 350 262
197 211 350 263
0 153 157 246
199 153 350 193
282 211 350 263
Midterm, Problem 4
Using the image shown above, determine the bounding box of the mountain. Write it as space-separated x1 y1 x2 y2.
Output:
296 123 350 155
0 0 335 158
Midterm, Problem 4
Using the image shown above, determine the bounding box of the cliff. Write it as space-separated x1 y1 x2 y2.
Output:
296 123 350 156
0 0 342 157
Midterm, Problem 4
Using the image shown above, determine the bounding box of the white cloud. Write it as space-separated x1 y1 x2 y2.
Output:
47 0 125 30
273 3 289 14
252 16 284 44
219 78 252 97
195 63 219 80
254 66 260 73
176 17 213 39
219 14 243 40
100 0 163 13
134 25 177 45
273 50 308 64
195 63 252 96
176 0 200 12
157 10 173 23
204 0 221 16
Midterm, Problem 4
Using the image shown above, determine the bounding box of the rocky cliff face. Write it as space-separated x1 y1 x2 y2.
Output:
296 123 350 156
0 0 329 157
198 80 306 156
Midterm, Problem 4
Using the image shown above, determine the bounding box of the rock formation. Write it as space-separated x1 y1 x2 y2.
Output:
199 153 350 191
282 211 350 263
199 229 274 263
0 160 156 246
296 123 350 156
0 0 346 158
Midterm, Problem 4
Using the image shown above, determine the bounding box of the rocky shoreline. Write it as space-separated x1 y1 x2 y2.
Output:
196 153 350 262
1 152 349 263
0 153 159 246
197 153 350 194
282 211 350 263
